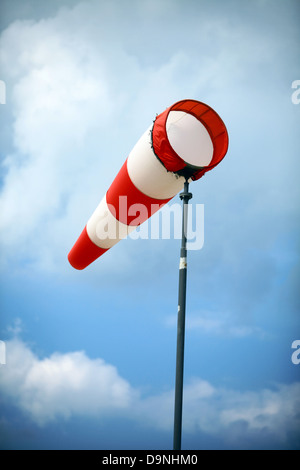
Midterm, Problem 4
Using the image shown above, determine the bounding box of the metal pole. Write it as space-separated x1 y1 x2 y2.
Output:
173 178 192 451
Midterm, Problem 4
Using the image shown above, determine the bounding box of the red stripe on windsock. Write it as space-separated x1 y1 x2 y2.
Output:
106 159 171 226
152 99 229 180
68 226 108 270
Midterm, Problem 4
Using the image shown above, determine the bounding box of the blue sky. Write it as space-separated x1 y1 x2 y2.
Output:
0 0 299 450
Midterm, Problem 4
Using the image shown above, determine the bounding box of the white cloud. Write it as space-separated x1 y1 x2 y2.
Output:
6 317 23 336
136 378 300 445
0 0 298 286
165 310 266 338
0 3 192 272
0 12 117 266
0 0 295 272
1 338 299 446
134 378 216 432
0 338 136 425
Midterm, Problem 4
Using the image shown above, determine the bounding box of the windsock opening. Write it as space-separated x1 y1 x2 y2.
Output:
152 99 229 180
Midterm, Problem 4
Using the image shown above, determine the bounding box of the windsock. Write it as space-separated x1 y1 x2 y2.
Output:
68 99 229 270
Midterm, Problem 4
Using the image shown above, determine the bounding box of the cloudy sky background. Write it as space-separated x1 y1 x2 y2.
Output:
0 0 299 449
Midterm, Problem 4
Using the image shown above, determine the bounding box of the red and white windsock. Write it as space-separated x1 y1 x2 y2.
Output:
68 99 229 270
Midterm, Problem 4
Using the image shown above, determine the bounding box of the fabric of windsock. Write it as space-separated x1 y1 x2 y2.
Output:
68 99 229 270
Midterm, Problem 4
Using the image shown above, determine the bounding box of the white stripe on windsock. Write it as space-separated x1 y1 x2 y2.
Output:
86 121 192 251
86 195 136 250
127 125 186 200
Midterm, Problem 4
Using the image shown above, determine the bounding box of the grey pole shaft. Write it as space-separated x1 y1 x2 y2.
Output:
173 179 192 451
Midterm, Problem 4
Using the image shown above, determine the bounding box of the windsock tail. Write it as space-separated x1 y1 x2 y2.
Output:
68 227 108 270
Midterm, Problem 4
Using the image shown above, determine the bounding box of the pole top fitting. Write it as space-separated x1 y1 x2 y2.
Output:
179 179 193 201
